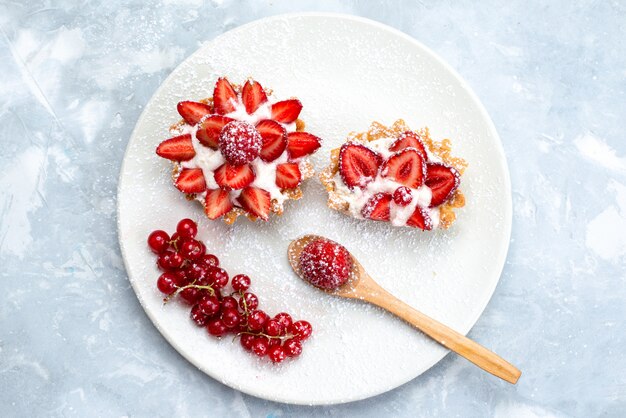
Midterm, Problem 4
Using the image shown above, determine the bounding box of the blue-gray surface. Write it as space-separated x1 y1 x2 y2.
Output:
1 1 625 416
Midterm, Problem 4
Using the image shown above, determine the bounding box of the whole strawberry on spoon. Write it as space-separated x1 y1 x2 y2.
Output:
288 235 521 384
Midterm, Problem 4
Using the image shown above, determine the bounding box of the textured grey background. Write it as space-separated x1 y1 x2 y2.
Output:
1 1 625 417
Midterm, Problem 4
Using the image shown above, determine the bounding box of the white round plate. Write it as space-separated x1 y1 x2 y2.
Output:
118 13 511 405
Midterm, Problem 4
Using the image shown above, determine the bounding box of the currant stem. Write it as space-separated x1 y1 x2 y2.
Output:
163 283 215 304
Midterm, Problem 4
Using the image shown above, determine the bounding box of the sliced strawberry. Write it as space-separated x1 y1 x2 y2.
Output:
196 115 234 148
177 101 213 126
242 79 268 114
381 149 425 189
214 163 255 190
238 187 271 221
175 168 206 193
389 131 427 158
256 120 287 162
361 192 392 221
156 134 195 161
271 99 303 123
287 132 322 159
425 163 460 207
213 77 238 115
204 189 233 220
275 163 302 189
338 143 382 189
406 206 433 230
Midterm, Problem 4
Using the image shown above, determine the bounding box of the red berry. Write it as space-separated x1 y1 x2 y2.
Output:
247 310 269 332
198 295 221 316
289 320 312 340
299 239 352 290
221 296 238 310
201 254 219 267
219 121 262 166
231 274 251 292
239 292 258 311
170 232 181 248
179 287 201 305
176 218 198 239
221 308 242 328
185 263 207 281
180 239 203 260
157 251 184 271
240 334 255 351
172 270 190 287
283 338 303 357
268 345 286 363
197 240 206 254
207 318 228 337
264 319 282 337
273 312 293 333
268 337 281 347
207 267 229 289
251 336 269 356
157 273 178 294
190 304 209 326
393 186 413 206
148 230 170 254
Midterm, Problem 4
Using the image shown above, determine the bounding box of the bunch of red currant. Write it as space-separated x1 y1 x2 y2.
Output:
148 219 312 363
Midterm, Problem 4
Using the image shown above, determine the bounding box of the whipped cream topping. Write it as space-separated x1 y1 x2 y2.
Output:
176 99 306 209
332 137 441 228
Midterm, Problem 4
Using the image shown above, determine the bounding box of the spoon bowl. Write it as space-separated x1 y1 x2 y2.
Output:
288 234 521 384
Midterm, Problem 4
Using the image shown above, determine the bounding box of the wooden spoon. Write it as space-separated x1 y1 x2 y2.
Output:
288 234 521 384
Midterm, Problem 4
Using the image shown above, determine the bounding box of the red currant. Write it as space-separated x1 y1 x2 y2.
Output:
186 263 207 281
231 274 251 292
264 319 282 337
393 186 413 206
207 267 228 289
190 304 209 326
158 251 184 270
207 318 228 337
268 345 286 363
148 230 170 254
268 337 281 347
221 296 238 310
198 295 220 316
247 310 269 332
289 320 312 340
201 254 219 267
239 292 258 311
157 272 178 295
273 312 293 333
251 336 269 356
197 240 206 255
283 338 303 357
180 239 203 260
240 334 255 351
172 270 190 287
170 232 182 248
221 308 242 328
179 287 201 305
176 218 197 239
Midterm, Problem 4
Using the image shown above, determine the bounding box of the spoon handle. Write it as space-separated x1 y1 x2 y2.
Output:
361 281 521 384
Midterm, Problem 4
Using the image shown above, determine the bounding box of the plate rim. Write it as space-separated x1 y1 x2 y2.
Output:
117 12 512 405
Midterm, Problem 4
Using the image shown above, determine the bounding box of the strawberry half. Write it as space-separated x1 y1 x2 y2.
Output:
204 188 233 220
406 206 433 230
213 77 238 115
256 119 287 162
196 115 234 149
175 168 207 193
242 79 268 114
271 99 302 123
156 134 195 161
361 192 392 221
338 143 382 189
425 163 460 207
275 163 302 189
381 149 426 189
214 163 255 190
287 132 322 159
238 187 271 221
177 101 213 126
389 131 427 158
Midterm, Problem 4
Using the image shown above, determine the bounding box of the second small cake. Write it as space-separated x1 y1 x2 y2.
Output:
320 120 466 230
